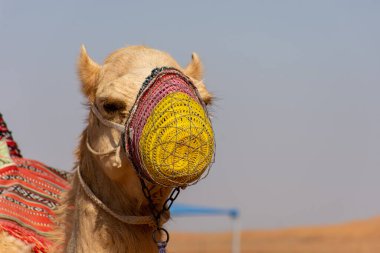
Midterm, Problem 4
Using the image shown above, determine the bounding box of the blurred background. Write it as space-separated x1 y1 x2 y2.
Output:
1 1 379 252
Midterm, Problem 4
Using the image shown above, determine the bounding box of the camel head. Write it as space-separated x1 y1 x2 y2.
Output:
77 45 213 208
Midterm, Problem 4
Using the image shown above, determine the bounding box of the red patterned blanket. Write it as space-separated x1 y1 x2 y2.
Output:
0 114 70 253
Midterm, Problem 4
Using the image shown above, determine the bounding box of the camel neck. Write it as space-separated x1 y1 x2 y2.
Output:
67 180 157 253
64 150 158 252
78 151 147 216
62 126 171 252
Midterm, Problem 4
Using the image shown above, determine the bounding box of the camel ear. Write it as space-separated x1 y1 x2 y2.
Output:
78 45 101 100
184 53 203 81
184 53 213 105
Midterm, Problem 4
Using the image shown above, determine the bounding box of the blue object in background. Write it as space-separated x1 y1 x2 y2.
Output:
171 203 239 219
171 203 241 253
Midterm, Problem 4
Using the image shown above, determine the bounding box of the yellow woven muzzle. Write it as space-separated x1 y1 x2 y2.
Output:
125 67 215 187
140 92 214 186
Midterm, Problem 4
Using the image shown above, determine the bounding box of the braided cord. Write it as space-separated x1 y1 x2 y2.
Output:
76 167 162 226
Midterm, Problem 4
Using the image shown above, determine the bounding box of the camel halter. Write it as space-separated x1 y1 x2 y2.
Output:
86 103 124 168
87 67 215 187
84 67 215 252
76 166 159 226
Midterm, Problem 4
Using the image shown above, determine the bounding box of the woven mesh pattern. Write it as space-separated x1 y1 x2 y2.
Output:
0 149 70 253
125 68 215 187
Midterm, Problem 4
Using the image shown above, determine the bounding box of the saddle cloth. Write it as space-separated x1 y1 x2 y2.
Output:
0 136 70 252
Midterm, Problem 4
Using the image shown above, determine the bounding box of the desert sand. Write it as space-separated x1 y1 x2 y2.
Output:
169 216 380 253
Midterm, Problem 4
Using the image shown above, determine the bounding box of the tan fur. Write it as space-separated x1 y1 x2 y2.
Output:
0 231 32 253
185 53 203 80
184 53 213 105
78 45 101 101
50 45 213 253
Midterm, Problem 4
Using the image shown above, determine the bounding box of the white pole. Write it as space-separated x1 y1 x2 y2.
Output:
231 216 241 253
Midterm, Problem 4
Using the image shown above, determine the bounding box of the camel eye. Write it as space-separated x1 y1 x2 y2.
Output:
103 101 125 114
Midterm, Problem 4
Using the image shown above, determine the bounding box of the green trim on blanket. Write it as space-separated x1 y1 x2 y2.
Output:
0 140 14 169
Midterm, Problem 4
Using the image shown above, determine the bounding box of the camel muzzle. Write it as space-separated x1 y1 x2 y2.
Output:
124 67 215 187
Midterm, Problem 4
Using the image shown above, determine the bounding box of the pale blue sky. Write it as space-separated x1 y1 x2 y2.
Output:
1 0 379 231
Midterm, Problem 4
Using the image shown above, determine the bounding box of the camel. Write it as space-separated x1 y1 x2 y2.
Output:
0 45 213 253
54 45 213 253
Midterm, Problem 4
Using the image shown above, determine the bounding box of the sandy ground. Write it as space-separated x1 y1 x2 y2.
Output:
169 216 380 253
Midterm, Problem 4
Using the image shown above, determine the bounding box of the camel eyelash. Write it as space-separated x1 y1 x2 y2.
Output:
102 101 126 113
